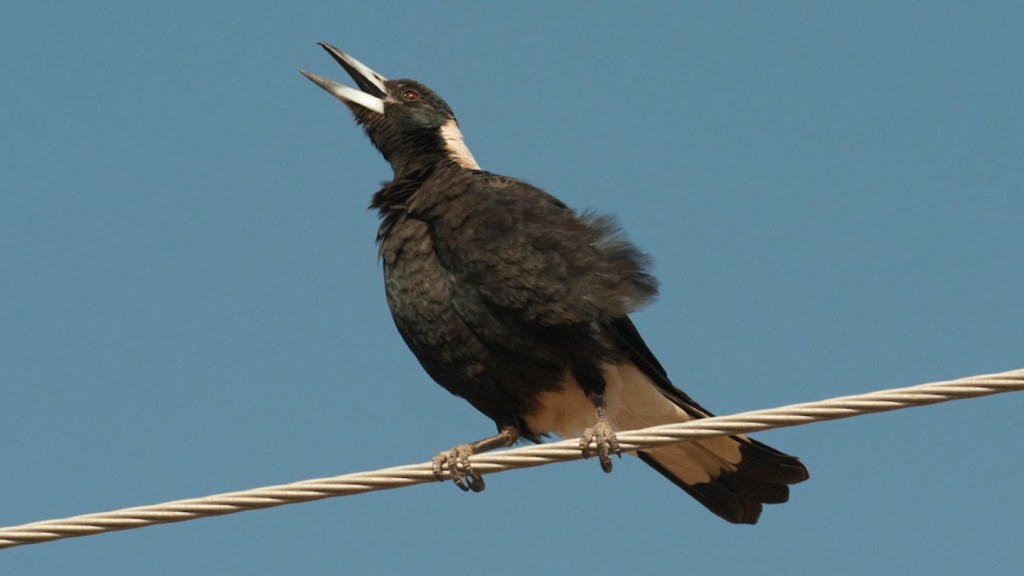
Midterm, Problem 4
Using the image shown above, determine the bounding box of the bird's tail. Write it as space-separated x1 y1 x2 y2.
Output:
638 434 808 524
604 361 809 524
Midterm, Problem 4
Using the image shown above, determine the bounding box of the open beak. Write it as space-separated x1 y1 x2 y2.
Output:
300 43 388 115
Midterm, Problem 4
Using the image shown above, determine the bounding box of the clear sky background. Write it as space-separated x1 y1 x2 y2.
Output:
2 2 1022 574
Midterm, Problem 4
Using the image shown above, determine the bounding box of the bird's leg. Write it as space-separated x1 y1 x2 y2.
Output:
580 393 620 473
432 425 519 493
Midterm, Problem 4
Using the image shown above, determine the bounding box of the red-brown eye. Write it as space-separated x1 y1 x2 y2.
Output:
402 89 420 102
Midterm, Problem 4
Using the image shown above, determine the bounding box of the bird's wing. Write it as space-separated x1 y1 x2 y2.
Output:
416 173 658 327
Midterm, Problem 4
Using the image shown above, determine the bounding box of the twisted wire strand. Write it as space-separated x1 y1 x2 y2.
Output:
2 368 1021 550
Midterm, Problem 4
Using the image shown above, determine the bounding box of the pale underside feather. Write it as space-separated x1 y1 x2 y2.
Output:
522 362 744 485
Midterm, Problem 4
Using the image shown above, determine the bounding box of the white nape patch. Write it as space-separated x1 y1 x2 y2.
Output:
521 362 745 485
440 119 481 169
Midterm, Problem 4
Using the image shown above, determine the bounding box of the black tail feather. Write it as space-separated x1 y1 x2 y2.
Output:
639 436 809 524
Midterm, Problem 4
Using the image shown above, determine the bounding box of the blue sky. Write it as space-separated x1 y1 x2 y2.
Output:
2 2 1022 574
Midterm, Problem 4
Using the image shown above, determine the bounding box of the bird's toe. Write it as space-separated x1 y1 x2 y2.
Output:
580 420 621 473
433 445 485 492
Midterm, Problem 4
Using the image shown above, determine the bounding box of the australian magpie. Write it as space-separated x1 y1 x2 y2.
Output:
301 43 808 524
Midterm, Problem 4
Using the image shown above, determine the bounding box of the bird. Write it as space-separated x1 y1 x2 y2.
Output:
301 42 809 524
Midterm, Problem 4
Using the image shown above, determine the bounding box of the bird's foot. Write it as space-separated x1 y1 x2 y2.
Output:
580 419 621 473
432 444 486 493
431 427 519 493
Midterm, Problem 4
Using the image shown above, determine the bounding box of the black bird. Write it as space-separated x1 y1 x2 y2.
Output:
301 43 808 524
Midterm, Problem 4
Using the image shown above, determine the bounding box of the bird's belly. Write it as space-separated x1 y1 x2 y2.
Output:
381 220 540 421
384 249 488 384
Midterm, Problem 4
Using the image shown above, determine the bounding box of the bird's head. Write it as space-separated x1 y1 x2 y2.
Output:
302 43 479 176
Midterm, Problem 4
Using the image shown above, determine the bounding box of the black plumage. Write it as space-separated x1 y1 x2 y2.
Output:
302 43 808 524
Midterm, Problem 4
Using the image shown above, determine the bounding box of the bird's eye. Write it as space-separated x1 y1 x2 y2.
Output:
402 89 420 102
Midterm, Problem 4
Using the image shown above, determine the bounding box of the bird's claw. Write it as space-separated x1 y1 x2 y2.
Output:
580 420 621 473
432 445 486 492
